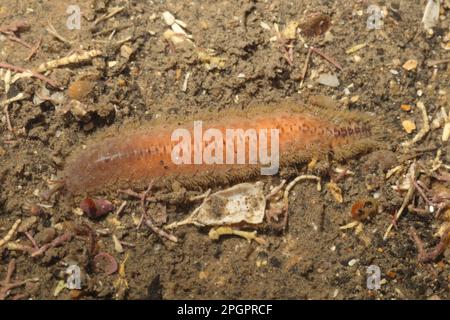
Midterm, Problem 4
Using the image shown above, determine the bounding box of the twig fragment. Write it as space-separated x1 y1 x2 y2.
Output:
141 183 178 242
94 7 125 26
3 105 13 132
115 201 127 217
299 48 312 88
265 180 286 201
165 194 209 230
426 59 450 67
0 219 21 248
30 232 73 257
384 163 416 240
92 23 133 37
0 21 30 36
0 21 32 49
1 92 27 108
35 49 102 73
5 242 34 254
189 189 211 202
25 37 42 61
310 47 343 71
24 232 40 251
209 226 266 245
402 101 430 147
2 92 28 131
0 62 59 87
5 35 32 49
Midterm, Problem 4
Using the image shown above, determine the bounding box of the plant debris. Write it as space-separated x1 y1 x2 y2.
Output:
209 227 266 245
167 182 266 228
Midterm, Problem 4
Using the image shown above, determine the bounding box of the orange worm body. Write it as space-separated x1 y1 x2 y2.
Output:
62 103 382 194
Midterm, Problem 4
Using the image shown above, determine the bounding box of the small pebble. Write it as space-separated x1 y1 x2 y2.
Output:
402 59 418 71
400 104 412 112
112 234 124 253
442 122 450 141
350 95 359 103
402 120 416 134
120 45 133 59
35 228 57 245
67 80 94 101
348 258 359 267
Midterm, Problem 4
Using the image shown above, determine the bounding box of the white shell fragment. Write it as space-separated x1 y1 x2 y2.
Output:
166 182 266 228
171 23 188 36
317 73 340 87
422 0 440 30
161 11 193 44
162 11 175 26
443 122 450 142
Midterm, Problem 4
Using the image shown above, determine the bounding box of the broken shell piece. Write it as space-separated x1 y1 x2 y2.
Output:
402 59 418 71
393 176 412 191
436 221 450 238
402 120 416 133
120 44 134 59
162 11 175 26
422 0 440 30
163 29 189 46
108 61 118 68
281 21 298 40
346 43 366 54
112 234 124 253
317 73 339 87
50 92 65 105
339 220 360 230
175 19 187 28
4 69 11 94
167 182 266 228
196 49 227 70
431 107 448 129
171 23 189 37
442 42 450 51
260 21 271 30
